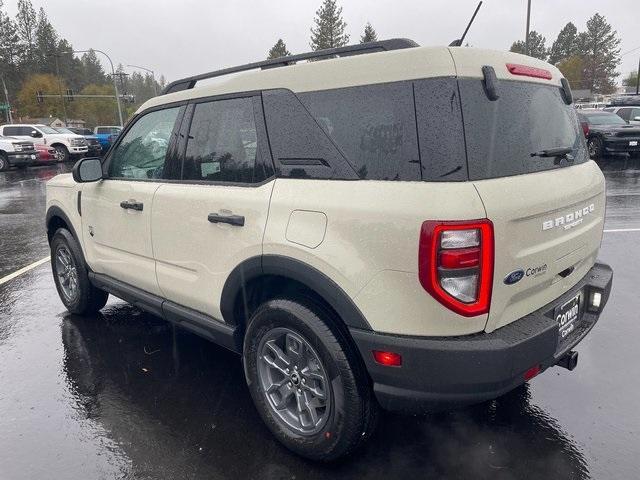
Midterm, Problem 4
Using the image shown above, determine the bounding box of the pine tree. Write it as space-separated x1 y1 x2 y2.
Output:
267 39 291 59
509 31 547 61
34 7 58 73
81 50 106 85
576 13 620 94
310 0 349 51
548 22 578 65
15 0 37 70
360 22 377 44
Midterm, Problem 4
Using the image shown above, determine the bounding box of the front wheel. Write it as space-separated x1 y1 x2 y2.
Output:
51 228 109 314
0 153 8 171
243 298 378 461
53 145 69 162
588 137 603 159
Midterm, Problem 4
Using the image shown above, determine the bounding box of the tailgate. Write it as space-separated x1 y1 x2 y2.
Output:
476 161 605 332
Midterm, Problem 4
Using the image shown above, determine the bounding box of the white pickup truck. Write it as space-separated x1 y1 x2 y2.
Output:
0 135 37 171
0 124 88 162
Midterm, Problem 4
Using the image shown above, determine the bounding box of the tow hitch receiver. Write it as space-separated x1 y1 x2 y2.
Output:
557 350 579 371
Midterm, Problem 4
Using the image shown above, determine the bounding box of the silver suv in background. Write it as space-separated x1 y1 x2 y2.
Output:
604 105 640 125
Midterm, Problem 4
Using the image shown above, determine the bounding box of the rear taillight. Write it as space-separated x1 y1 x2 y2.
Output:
418 220 494 317
581 121 589 137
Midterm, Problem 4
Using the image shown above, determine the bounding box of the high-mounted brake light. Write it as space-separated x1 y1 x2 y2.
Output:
418 220 494 317
506 63 552 80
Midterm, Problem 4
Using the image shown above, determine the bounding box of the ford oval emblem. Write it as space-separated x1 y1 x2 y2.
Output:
504 269 525 285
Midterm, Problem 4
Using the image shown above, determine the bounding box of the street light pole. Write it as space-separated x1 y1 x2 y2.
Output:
1 75 12 123
525 0 531 56
74 49 124 127
636 56 639 95
127 64 158 96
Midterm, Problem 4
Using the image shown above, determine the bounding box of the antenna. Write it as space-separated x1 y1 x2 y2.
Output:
449 1 483 47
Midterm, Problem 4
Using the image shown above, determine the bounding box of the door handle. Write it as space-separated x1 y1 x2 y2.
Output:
208 213 245 226
120 200 144 211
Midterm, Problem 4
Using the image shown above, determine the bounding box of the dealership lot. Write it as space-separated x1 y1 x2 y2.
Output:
0 159 639 479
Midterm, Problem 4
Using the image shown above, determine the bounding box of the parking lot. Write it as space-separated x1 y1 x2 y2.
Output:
0 158 639 479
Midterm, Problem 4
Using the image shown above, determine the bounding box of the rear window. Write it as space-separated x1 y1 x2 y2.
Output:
582 112 627 125
458 79 587 180
298 82 420 181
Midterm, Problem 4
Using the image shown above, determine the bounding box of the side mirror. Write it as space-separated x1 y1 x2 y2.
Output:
30 130 42 138
72 157 103 183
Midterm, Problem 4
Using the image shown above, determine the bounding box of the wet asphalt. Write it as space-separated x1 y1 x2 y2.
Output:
0 159 639 479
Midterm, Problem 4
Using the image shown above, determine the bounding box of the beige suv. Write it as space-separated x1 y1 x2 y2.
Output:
45 39 613 461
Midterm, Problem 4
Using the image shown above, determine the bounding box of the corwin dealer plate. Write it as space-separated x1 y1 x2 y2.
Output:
555 293 581 341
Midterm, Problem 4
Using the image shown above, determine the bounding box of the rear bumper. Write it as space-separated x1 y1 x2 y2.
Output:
350 262 613 413
604 138 640 153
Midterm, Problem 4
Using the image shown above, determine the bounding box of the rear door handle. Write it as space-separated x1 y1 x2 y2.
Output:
208 213 245 226
120 200 144 211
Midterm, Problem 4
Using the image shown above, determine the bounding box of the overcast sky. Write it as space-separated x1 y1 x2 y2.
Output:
4 0 639 84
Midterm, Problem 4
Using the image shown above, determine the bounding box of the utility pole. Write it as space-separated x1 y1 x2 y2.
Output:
74 49 124 126
525 0 532 56
0 75 12 123
51 54 68 124
636 56 639 95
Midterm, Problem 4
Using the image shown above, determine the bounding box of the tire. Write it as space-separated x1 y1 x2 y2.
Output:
53 144 69 162
243 297 378 461
588 137 603 159
0 153 8 171
51 228 109 315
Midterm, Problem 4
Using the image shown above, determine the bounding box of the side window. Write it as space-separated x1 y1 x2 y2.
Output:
182 97 259 183
4 126 20 135
618 108 631 121
632 108 640 121
108 107 179 179
298 83 420 181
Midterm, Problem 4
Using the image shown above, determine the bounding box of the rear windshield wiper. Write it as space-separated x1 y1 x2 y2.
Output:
530 146 573 158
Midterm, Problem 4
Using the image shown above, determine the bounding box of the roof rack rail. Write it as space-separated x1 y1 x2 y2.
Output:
162 38 419 95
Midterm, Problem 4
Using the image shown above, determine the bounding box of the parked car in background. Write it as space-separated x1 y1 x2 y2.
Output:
578 109 640 158
34 144 59 165
603 105 640 126
63 127 102 157
93 125 122 153
0 124 88 162
0 135 37 171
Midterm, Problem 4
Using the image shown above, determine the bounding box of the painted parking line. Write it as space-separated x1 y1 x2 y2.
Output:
603 228 640 233
0 257 50 286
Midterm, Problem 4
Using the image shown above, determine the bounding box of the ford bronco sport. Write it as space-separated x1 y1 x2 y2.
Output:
46 39 613 461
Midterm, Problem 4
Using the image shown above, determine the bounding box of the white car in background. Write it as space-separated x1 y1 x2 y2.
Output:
0 124 88 162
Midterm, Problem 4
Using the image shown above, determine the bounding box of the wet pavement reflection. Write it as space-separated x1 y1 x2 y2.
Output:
1 159 640 479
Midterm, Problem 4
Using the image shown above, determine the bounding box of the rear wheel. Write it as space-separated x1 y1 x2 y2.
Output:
53 144 69 162
0 153 8 171
243 298 378 461
51 228 108 314
588 137 603 159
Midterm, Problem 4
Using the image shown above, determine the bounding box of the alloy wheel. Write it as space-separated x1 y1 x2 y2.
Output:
55 245 79 302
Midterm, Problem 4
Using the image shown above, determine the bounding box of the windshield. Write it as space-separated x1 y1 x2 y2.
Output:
54 128 74 134
458 80 587 180
39 125 59 134
583 113 627 125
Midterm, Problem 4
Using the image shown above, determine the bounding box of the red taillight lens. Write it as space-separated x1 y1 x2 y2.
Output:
524 365 541 381
372 350 402 367
418 220 494 317
581 122 589 137
506 63 552 80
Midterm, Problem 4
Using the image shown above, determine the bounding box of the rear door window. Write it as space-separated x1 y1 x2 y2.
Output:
458 80 587 180
298 82 420 181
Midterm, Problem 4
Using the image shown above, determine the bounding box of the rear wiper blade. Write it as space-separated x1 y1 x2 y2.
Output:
530 146 573 158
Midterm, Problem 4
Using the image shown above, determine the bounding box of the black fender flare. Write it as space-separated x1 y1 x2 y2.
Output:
46 205 79 244
220 255 372 330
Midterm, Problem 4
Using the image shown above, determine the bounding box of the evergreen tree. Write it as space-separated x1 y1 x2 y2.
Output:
81 49 106 85
0 1 20 97
360 22 377 43
15 0 37 70
576 13 620 94
34 7 58 73
548 22 578 65
310 0 349 51
622 71 638 88
509 31 547 60
267 39 291 59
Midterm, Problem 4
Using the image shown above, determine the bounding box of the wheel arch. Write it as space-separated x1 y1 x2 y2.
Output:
46 205 79 245
220 255 372 333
